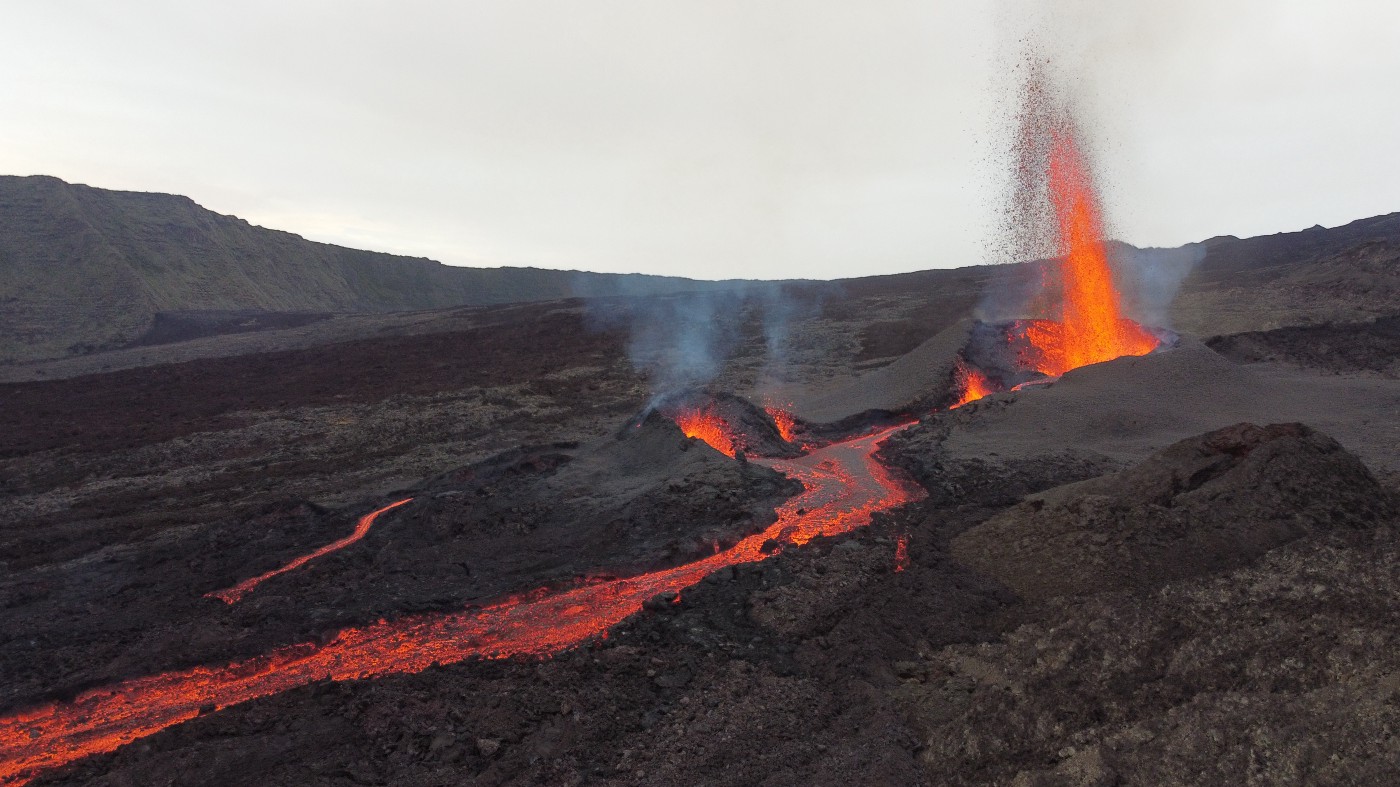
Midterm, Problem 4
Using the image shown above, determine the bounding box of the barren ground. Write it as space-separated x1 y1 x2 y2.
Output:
3 232 1400 785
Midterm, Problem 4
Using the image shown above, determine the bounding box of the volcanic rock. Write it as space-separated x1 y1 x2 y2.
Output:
1206 314 1400 376
952 422 1395 599
0 175 746 363
790 319 973 425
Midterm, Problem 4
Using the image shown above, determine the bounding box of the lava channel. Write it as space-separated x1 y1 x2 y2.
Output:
0 425 922 786
206 498 414 604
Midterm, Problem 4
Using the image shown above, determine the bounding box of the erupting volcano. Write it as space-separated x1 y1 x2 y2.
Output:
949 67 1165 409
1014 130 1159 377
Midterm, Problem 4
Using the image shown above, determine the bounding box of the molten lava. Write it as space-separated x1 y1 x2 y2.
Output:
673 404 739 457
206 498 414 604
893 534 909 573
0 426 922 786
950 361 995 409
765 405 798 442
1015 103 1158 377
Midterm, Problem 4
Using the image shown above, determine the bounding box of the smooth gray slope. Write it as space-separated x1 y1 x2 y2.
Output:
0 175 741 362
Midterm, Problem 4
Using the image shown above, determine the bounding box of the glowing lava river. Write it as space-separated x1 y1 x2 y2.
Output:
0 424 922 785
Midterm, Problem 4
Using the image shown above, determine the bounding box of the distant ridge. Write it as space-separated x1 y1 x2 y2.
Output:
0 175 739 362
2 174 1397 364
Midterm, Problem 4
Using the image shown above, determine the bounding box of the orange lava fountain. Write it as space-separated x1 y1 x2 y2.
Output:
0 426 922 786
765 405 798 442
206 498 414 604
673 404 739 457
1017 116 1158 377
950 361 995 409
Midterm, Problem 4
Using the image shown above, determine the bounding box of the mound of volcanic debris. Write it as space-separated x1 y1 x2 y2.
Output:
789 320 973 427
654 390 806 459
895 425 1400 786
1206 314 1400 376
952 422 1395 600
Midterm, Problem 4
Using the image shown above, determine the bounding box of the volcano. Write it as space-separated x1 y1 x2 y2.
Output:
2 214 1397 786
5 41 1400 787
942 77 1169 409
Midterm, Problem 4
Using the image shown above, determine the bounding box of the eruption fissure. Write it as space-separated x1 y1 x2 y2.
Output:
206 498 415 604
0 426 921 786
673 404 741 457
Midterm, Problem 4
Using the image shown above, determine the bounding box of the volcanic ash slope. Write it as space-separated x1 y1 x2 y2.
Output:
788 319 972 425
930 336 1400 474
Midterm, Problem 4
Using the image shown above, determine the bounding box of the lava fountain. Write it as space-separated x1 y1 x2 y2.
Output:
1016 127 1159 377
673 403 740 457
950 66 1163 409
0 426 921 785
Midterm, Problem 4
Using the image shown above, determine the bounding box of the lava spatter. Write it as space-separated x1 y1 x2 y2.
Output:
951 361 996 409
673 403 741 457
764 403 798 443
0 425 922 786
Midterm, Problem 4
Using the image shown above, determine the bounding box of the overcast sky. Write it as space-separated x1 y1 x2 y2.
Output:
3 1 1398 280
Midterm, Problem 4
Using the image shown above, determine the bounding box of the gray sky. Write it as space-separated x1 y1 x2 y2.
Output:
3 1 1398 280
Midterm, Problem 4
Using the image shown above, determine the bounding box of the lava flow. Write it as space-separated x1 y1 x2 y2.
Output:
673 403 740 457
0 426 921 786
206 498 414 604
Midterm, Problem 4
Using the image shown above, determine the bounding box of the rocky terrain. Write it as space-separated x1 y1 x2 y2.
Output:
2 202 1399 785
